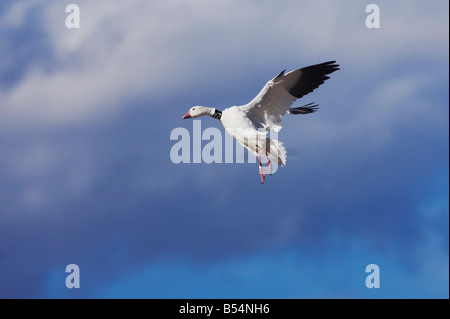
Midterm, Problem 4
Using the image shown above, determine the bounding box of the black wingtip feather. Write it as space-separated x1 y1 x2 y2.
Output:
287 61 340 99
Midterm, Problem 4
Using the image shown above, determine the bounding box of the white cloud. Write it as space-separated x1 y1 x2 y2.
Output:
0 0 447 129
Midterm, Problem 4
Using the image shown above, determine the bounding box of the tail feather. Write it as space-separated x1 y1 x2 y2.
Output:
288 102 319 114
232 129 286 167
266 138 286 167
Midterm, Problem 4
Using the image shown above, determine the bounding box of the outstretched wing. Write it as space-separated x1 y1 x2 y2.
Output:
242 61 339 131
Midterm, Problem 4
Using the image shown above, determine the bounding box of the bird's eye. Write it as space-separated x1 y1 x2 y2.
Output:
192 108 195 111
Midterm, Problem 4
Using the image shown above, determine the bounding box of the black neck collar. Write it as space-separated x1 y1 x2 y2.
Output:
212 109 222 120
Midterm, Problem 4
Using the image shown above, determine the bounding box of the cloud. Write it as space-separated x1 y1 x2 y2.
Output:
0 0 448 298
0 0 448 128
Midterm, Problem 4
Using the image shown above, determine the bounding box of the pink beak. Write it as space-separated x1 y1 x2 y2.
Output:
182 111 192 119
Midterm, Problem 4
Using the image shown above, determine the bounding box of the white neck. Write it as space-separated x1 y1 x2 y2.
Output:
201 106 216 116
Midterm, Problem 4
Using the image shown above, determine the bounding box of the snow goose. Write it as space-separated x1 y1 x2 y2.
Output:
182 61 340 184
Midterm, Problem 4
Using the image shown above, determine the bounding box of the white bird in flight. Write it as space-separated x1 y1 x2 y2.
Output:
182 61 340 184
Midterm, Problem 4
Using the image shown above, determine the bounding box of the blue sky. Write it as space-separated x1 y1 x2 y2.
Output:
0 0 448 298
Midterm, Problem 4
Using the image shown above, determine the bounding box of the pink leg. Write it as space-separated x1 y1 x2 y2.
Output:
263 149 272 175
257 155 265 184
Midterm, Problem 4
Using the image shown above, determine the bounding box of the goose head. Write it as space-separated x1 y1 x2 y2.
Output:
182 106 214 119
